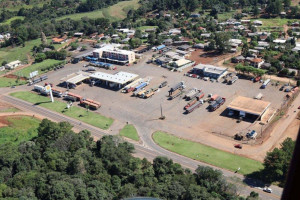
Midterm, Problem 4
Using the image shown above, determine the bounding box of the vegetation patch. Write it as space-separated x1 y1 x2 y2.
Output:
0 77 27 88
153 131 263 175
120 124 139 141
57 0 140 21
0 107 20 113
10 91 114 130
0 16 25 25
14 59 64 78
0 116 40 145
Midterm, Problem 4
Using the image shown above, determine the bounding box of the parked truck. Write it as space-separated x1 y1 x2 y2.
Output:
186 101 203 113
34 85 45 93
134 82 148 91
51 88 63 98
168 81 185 95
228 76 238 85
187 91 204 101
209 97 226 111
184 98 198 110
159 81 168 88
80 98 101 110
122 78 143 93
169 89 183 100
261 79 270 89
210 94 219 101
184 88 198 99
64 92 82 102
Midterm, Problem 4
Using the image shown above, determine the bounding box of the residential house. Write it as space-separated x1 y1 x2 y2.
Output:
190 13 201 18
249 58 264 68
5 60 22 70
232 55 245 63
177 45 191 51
253 20 263 26
163 39 173 46
52 36 67 44
169 29 181 35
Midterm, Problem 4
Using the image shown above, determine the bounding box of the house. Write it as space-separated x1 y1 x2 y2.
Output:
170 59 195 70
0 66 5 71
193 64 228 79
292 22 300 27
163 39 173 46
52 36 67 44
250 58 264 68
253 20 263 26
190 13 201 18
194 43 209 49
155 56 172 65
201 33 211 38
261 62 271 69
229 39 243 47
145 28 157 32
232 55 245 63
121 38 130 43
288 68 298 76
74 32 84 37
177 45 191 51
169 29 181 35
273 39 286 44
133 45 151 54
5 60 22 70
241 20 250 24
258 41 269 47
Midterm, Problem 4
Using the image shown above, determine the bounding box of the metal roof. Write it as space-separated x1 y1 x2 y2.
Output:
90 71 138 85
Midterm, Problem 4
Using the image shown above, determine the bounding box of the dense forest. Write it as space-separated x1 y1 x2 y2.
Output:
0 119 260 200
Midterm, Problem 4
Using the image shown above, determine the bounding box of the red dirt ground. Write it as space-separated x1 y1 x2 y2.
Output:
4 74 27 80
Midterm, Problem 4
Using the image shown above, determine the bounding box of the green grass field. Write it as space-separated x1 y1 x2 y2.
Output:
0 107 20 113
153 131 264 175
120 124 139 141
0 38 41 64
253 18 293 27
136 26 158 31
57 0 140 21
10 91 114 130
0 116 40 145
0 77 27 88
14 59 63 78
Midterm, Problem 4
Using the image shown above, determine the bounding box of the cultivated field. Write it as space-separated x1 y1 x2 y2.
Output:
57 0 140 21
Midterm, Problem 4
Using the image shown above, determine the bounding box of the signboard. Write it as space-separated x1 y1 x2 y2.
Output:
45 85 51 93
29 71 38 78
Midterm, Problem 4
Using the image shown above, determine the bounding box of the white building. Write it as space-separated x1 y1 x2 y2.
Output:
93 46 136 65
5 60 22 70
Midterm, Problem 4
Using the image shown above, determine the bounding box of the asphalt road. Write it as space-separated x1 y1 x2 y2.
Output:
0 94 282 200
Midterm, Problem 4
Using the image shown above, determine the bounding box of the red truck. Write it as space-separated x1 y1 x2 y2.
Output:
254 76 261 82
184 98 198 110
210 94 219 101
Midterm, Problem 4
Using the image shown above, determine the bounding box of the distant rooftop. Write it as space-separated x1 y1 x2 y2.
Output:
90 71 138 85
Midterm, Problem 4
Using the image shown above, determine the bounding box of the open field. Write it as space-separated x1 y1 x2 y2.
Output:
10 91 114 130
120 124 139 141
0 107 20 113
14 59 64 78
57 0 140 21
136 26 158 31
253 18 294 27
153 131 264 175
0 115 40 145
0 77 27 87
0 0 49 11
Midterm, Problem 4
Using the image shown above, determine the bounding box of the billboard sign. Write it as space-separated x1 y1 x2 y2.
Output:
30 71 38 78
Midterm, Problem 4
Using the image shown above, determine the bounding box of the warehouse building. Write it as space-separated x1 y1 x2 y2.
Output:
227 96 271 121
90 71 139 89
193 64 228 79
93 46 135 65
170 59 195 70
60 71 91 88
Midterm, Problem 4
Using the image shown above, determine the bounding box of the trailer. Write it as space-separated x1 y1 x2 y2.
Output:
210 94 219 101
184 88 198 99
51 88 63 98
169 89 183 100
34 85 45 93
137 89 146 97
134 82 148 91
184 98 198 110
64 92 82 102
159 81 168 88
228 76 238 84
169 81 185 95
40 75 48 81
186 91 203 101
209 97 226 111
186 101 203 113
254 93 263 100
261 79 270 89
80 98 101 110
144 90 155 98
122 78 143 93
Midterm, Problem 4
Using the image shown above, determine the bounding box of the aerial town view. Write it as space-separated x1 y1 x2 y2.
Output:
0 0 299 199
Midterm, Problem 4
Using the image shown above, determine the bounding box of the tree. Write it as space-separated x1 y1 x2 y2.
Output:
35 53 46 63
263 138 295 186
129 38 142 49
214 32 230 53
41 32 47 46
253 6 259 18
70 42 79 51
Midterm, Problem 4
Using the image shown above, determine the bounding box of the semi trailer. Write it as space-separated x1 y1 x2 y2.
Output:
186 101 203 113
209 97 225 111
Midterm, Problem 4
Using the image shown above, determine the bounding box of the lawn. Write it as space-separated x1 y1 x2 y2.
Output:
57 0 140 21
10 91 114 130
0 77 27 87
253 18 294 27
152 131 264 175
0 116 40 145
14 59 64 78
0 38 41 64
0 107 20 113
0 16 24 25
120 124 139 141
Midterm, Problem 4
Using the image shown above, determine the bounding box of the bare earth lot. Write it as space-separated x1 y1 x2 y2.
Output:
24 50 290 161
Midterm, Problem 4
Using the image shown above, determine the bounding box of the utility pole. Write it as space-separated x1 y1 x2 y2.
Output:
159 103 165 120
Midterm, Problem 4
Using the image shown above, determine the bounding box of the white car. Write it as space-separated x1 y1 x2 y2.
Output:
263 187 272 193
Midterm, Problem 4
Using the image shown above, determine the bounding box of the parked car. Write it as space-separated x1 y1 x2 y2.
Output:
263 187 272 193
234 144 242 149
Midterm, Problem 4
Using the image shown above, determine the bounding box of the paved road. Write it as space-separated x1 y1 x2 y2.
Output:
0 94 282 200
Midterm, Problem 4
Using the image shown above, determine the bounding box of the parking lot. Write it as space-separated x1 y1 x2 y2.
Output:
38 51 287 146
